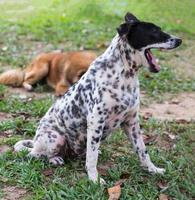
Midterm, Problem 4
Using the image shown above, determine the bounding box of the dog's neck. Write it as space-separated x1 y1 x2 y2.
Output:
102 34 143 76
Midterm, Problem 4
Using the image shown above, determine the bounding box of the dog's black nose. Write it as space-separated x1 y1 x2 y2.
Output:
175 38 182 46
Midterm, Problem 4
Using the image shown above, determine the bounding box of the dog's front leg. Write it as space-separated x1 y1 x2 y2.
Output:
122 111 165 174
85 120 105 184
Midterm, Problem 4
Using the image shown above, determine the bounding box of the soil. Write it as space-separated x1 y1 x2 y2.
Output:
6 87 53 100
0 145 11 154
0 112 11 121
2 186 28 200
141 92 195 121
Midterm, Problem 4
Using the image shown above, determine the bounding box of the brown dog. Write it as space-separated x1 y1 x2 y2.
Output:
0 51 96 96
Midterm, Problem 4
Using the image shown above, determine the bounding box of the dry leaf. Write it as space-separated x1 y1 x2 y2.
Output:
143 134 158 145
42 168 54 176
143 112 153 120
120 173 130 179
98 167 109 176
170 99 180 104
98 161 113 176
157 181 169 191
114 179 127 187
159 193 169 200
108 185 121 200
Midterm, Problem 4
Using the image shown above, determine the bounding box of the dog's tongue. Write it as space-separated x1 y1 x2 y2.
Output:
147 50 161 73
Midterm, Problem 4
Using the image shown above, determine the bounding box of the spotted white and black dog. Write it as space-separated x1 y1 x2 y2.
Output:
14 12 182 183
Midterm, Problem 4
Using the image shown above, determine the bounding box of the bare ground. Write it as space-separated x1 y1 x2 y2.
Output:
0 112 11 121
141 92 195 121
2 186 28 200
6 87 53 99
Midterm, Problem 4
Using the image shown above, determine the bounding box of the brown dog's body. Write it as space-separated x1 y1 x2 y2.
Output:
0 51 96 95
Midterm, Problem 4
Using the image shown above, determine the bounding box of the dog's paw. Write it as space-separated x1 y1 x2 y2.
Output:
49 156 64 166
89 177 106 185
148 166 165 174
88 173 106 185
23 83 33 91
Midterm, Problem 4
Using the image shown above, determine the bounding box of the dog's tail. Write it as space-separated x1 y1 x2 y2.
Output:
14 140 33 152
0 69 24 87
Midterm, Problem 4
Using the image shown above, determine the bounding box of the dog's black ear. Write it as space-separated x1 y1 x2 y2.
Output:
125 12 139 24
117 23 130 37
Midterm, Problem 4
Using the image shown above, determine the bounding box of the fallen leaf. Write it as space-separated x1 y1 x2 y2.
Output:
42 168 54 176
143 112 153 120
114 179 127 187
120 172 130 179
108 185 121 200
157 181 169 191
98 161 113 176
98 167 109 176
170 99 180 104
158 193 169 200
143 134 158 145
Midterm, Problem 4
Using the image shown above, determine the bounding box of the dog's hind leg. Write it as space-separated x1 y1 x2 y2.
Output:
23 62 49 90
28 129 66 165
122 111 165 174
49 156 64 166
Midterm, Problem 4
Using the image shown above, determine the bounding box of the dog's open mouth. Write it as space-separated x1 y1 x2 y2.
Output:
145 49 160 73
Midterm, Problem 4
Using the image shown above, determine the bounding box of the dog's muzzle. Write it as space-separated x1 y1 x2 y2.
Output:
166 37 182 49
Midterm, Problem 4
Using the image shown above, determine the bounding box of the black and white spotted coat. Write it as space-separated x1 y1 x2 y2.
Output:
15 34 165 183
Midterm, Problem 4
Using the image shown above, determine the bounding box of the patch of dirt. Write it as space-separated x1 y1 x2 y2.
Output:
156 135 176 150
0 112 11 121
6 87 53 100
141 92 195 121
0 145 11 154
2 186 28 200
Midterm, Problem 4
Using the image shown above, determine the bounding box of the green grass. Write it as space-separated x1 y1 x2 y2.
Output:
0 97 53 117
140 65 195 98
0 0 195 199
0 0 194 97
0 120 194 199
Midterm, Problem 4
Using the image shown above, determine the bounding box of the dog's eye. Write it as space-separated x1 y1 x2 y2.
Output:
152 27 161 33
152 29 158 33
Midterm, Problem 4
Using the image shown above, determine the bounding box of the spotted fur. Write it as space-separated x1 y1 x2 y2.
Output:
14 12 182 183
